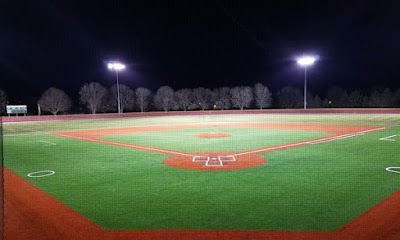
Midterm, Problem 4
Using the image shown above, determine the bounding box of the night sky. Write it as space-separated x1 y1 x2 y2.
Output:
1 0 400 104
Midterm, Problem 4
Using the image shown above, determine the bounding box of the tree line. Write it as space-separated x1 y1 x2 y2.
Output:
1 84 400 115
276 86 400 109
34 83 272 115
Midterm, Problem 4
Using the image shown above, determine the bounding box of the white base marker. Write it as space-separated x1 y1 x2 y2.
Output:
379 135 397 141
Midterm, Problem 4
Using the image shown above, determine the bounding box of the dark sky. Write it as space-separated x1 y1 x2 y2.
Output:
1 0 400 104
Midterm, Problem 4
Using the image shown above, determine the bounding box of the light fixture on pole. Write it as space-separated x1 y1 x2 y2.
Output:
107 62 126 114
297 56 316 110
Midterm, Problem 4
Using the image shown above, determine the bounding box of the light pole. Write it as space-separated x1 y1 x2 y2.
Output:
297 56 316 110
108 62 126 113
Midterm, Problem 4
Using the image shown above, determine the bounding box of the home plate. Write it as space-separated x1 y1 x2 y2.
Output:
206 157 223 166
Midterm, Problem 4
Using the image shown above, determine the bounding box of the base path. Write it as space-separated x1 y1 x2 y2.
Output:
54 123 384 171
196 132 232 138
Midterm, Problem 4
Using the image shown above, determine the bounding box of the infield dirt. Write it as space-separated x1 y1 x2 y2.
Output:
54 122 381 171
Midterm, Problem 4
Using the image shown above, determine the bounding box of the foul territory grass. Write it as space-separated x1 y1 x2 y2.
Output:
103 126 329 153
3 114 400 230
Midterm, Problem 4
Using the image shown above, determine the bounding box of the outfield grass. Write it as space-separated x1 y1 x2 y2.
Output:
4 113 400 136
3 113 400 230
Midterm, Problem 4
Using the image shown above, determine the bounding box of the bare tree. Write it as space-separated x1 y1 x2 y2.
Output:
362 96 370 107
381 88 395 107
38 87 72 115
253 83 272 109
347 90 363 107
337 90 350 107
307 93 323 108
368 90 382 107
230 86 253 110
213 87 231 110
79 82 108 114
153 86 175 111
193 87 213 110
276 86 302 109
326 86 345 107
394 88 400 107
96 91 115 113
312 95 323 108
0 89 7 114
135 87 152 112
369 88 394 107
322 98 331 108
110 84 135 113
174 88 193 111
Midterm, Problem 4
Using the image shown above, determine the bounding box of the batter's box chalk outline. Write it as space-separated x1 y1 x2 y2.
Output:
219 156 236 162
206 157 222 167
192 156 210 162
192 155 236 167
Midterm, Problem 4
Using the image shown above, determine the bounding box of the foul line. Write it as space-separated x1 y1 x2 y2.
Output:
309 133 363 145
233 127 385 157
56 127 385 159
55 133 193 157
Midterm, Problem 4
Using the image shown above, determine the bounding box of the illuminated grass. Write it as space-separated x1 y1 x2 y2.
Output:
3 113 400 230
104 126 329 153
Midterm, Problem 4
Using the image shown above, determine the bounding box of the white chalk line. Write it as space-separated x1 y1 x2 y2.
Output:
192 155 236 167
233 127 385 157
53 122 236 133
4 122 231 137
27 170 55 178
4 130 50 137
5 122 236 138
386 167 400 174
27 140 57 146
310 133 363 144
56 133 193 157
57 127 385 159
38 140 57 145
379 135 397 141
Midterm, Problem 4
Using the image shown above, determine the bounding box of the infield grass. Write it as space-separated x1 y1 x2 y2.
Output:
3 112 400 230
104 126 329 153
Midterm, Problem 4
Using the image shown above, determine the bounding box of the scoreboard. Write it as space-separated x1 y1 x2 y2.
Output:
6 105 27 116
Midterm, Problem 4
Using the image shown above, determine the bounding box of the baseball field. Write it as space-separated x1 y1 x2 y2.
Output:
3 110 400 239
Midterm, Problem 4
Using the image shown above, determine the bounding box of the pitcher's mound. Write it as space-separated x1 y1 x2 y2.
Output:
195 132 231 138
164 152 266 171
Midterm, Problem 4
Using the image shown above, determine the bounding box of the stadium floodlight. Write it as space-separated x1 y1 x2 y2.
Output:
297 56 316 66
297 56 316 110
107 62 126 114
108 62 126 71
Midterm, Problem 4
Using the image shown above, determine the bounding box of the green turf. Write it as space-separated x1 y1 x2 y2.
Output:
260 127 400 229
4 112 400 136
104 126 329 153
3 113 400 230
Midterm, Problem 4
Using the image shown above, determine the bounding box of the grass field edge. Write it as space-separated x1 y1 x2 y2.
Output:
4 167 400 239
